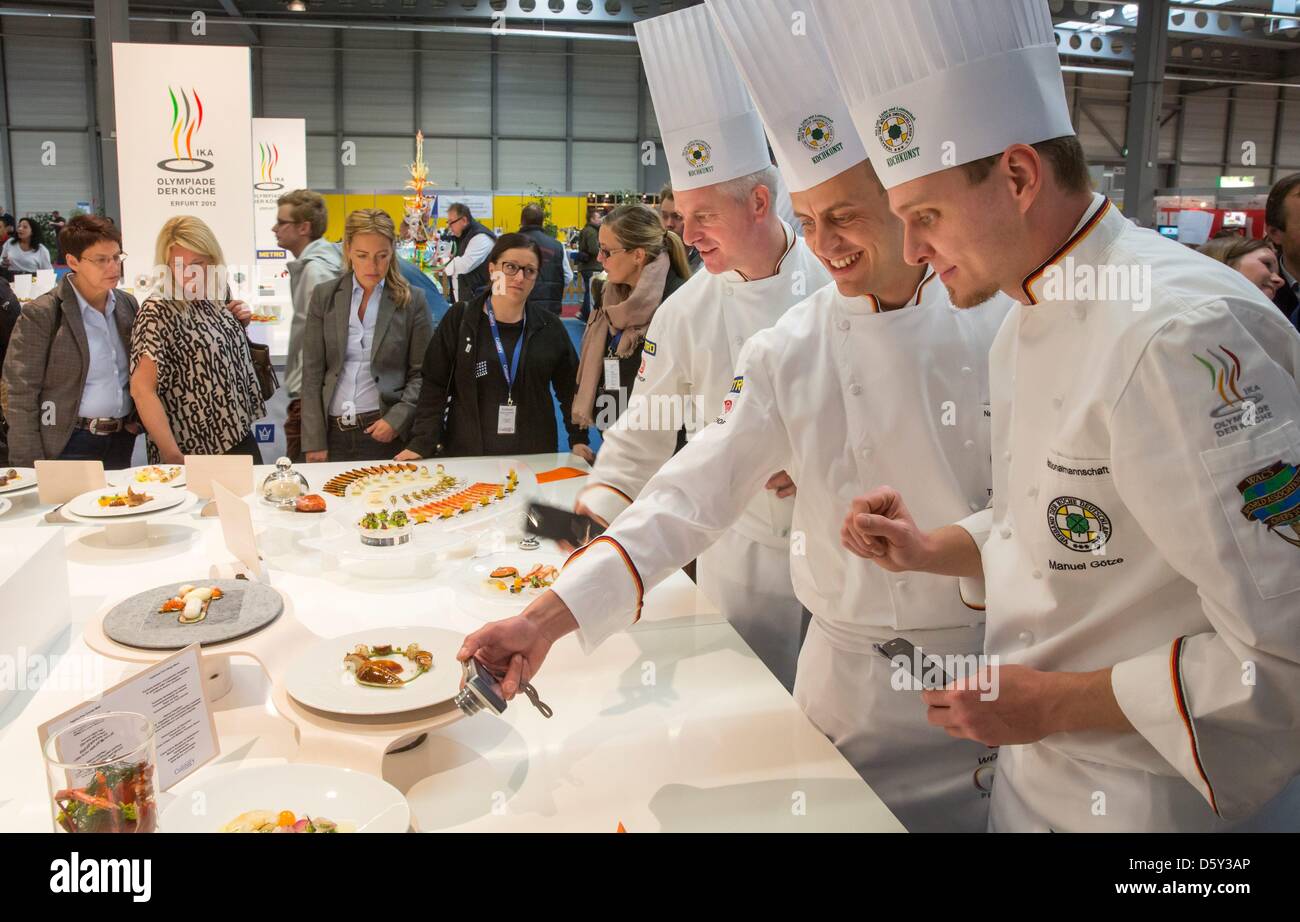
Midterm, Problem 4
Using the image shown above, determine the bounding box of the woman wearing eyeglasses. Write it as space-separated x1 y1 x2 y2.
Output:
398 233 592 461
572 203 692 434
2 215 142 468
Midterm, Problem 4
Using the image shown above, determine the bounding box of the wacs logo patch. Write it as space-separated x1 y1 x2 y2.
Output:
875 106 918 169
798 115 844 164
1047 496 1112 552
682 140 713 178
1238 460 1300 550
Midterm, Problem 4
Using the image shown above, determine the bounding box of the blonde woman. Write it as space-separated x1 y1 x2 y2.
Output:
300 208 431 463
130 216 264 464
573 203 692 432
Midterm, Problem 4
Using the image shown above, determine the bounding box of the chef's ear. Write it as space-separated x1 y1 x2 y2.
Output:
751 182 773 221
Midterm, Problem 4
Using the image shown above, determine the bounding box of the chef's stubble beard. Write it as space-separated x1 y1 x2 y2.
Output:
945 283 1001 310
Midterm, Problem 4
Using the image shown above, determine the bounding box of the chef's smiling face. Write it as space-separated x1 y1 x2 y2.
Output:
889 166 1016 309
673 182 773 275
791 161 907 299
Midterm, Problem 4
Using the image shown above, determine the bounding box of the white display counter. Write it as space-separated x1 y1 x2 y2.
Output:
0 454 902 833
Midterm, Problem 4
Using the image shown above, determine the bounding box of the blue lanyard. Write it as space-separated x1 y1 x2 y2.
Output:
607 329 624 356
486 300 525 404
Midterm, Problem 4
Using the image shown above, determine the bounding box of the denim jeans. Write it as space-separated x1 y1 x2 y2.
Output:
58 427 138 470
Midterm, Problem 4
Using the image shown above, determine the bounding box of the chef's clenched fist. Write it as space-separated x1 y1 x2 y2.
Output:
841 487 986 580
841 487 929 571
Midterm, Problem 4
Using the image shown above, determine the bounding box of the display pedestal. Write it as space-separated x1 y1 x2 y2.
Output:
0 528 71 715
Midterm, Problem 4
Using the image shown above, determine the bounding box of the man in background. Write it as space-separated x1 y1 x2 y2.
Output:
1266 172 1300 330
573 207 603 322
442 202 496 304
658 185 702 272
518 203 571 315
275 189 343 463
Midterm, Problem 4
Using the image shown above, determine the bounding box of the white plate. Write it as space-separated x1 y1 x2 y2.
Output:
0 467 36 495
112 464 186 488
456 550 566 614
160 763 410 833
65 484 190 518
0 497 11 517
284 627 466 717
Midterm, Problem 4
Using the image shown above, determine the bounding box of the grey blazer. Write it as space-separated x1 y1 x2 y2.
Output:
0 275 138 467
299 273 432 454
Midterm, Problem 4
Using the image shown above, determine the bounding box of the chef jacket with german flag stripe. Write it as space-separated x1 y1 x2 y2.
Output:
577 220 830 549
553 269 1011 650
957 194 1300 827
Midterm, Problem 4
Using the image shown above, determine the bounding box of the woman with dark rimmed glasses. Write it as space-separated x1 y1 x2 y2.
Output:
399 233 592 461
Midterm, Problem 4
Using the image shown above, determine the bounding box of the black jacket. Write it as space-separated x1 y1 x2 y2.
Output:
451 220 496 301
574 223 601 272
519 226 566 315
1274 281 1299 332
407 292 589 457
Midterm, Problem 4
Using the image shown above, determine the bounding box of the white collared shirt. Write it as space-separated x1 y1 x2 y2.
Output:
73 282 132 420
328 277 383 418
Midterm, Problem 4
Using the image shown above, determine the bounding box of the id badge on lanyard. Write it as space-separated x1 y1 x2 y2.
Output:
487 301 524 436
604 329 623 391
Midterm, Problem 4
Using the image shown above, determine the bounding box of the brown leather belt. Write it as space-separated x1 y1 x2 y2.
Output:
75 416 128 435
329 410 383 432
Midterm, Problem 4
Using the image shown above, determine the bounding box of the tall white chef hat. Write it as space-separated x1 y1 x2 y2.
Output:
706 0 868 194
811 0 1076 191
636 5 772 192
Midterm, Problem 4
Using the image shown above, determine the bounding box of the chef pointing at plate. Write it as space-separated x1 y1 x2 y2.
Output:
818 0 1300 831
458 0 1011 832
570 4 830 691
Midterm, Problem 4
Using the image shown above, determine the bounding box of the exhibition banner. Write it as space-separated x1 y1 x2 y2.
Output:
251 117 307 263
111 43 255 301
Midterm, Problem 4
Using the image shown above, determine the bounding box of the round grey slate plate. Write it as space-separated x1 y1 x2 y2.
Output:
102 580 284 650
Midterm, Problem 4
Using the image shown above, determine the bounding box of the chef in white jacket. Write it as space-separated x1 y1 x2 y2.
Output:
575 4 831 691
823 0 1300 832
458 0 1012 832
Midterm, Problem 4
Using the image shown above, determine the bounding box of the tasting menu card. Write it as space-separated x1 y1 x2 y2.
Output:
37 643 220 792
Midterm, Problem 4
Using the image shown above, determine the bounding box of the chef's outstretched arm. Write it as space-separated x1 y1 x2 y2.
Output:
573 308 691 525
1104 303 1300 821
841 486 985 579
461 337 795 682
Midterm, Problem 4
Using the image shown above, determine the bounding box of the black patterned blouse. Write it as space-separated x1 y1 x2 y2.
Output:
130 299 266 462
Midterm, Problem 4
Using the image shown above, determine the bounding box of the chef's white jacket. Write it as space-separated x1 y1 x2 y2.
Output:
578 220 830 551
556 270 1010 647
959 195 1300 830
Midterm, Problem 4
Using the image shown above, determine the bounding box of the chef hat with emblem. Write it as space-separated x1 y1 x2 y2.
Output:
811 0 1076 190
705 0 868 194
636 5 772 192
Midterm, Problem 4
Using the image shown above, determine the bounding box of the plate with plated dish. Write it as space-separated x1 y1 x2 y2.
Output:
161 763 409 833
284 626 465 716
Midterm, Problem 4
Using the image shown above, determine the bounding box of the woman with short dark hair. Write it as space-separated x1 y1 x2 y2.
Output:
2 215 140 468
399 233 592 460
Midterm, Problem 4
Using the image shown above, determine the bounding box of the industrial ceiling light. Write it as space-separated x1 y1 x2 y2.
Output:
286 0 307 11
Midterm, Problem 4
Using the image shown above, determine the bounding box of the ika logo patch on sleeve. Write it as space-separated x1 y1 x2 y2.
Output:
729 375 745 395
643 339 657 356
